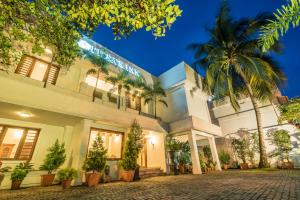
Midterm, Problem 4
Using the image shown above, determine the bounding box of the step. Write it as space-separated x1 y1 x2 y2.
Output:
139 168 164 179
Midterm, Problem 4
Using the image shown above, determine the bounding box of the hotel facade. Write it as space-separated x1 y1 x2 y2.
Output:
0 38 299 189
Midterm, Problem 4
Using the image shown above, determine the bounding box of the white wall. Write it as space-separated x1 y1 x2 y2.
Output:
0 118 73 189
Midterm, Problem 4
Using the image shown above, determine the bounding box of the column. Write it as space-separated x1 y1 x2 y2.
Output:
208 136 222 171
68 119 93 185
188 131 202 174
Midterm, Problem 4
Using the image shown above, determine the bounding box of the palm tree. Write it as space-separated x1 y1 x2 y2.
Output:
84 50 109 102
260 0 300 51
142 81 168 118
188 3 285 168
128 76 146 113
105 70 132 109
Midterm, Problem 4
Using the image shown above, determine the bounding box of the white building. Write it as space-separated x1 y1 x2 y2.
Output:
0 38 299 189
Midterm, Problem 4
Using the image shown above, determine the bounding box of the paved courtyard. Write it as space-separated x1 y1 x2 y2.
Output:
0 170 299 200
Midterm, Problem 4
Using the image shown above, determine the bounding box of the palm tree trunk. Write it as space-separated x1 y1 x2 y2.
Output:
239 71 268 168
154 96 157 118
117 86 121 109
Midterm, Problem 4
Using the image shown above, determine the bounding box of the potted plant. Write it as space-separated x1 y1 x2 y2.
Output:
39 139 66 186
219 150 230 170
120 120 143 182
83 133 107 187
267 129 293 169
0 161 11 186
165 136 182 175
178 152 190 174
199 153 207 173
231 138 249 169
203 146 215 172
57 168 77 189
10 162 33 190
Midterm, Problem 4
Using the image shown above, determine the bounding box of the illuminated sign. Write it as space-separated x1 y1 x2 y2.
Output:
78 39 140 76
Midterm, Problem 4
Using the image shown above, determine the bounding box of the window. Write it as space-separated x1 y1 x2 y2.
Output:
88 128 123 160
85 74 117 94
0 125 39 160
15 55 60 85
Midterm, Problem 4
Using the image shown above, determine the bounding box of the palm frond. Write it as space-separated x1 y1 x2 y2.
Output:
158 99 168 108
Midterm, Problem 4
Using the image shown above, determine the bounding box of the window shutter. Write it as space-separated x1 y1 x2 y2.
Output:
18 130 39 160
15 56 34 76
46 66 60 85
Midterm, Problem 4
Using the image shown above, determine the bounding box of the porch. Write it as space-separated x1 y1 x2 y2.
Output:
168 116 223 174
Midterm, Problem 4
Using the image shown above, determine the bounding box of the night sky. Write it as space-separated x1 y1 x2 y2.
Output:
93 0 300 98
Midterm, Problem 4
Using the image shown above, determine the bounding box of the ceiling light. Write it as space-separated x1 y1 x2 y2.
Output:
17 111 33 118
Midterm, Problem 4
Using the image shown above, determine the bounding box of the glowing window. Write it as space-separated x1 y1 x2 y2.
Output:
30 61 48 81
88 129 123 160
0 126 39 160
85 75 117 94
15 55 59 84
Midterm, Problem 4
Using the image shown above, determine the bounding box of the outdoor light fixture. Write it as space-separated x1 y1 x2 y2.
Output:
115 134 120 141
44 48 52 54
208 95 215 102
150 136 156 148
17 111 33 118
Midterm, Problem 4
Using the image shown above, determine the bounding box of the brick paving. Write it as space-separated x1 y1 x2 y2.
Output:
0 170 299 200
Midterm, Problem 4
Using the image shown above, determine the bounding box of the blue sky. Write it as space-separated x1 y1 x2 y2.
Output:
93 0 300 98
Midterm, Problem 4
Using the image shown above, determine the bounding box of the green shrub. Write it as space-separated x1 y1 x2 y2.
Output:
57 168 78 181
198 153 207 171
11 162 33 181
83 134 107 173
219 150 230 165
120 120 143 171
203 145 213 164
39 139 66 174
178 152 191 165
231 138 247 164
267 129 293 161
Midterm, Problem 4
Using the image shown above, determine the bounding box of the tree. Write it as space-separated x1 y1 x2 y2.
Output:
106 70 133 109
83 134 107 173
0 0 81 71
0 0 182 69
40 139 66 174
120 120 144 171
278 97 300 128
84 50 109 101
127 76 146 113
188 3 286 168
260 0 300 51
267 129 293 161
142 81 168 118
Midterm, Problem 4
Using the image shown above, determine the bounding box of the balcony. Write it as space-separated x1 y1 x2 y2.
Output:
0 71 166 133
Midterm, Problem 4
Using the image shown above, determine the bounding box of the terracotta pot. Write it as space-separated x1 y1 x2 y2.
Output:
122 170 135 182
223 164 229 170
11 180 22 190
61 179 72 189
86 172 101 187
282 161 294 170
240 163 249 170
179 164 185 174
41 174 55 187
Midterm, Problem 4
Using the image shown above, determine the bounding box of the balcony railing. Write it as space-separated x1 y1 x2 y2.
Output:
79 82 147 113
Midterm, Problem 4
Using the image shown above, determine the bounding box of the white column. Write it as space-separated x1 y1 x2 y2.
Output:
188 131 202 174
68 119 92 185
208 137 222 171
